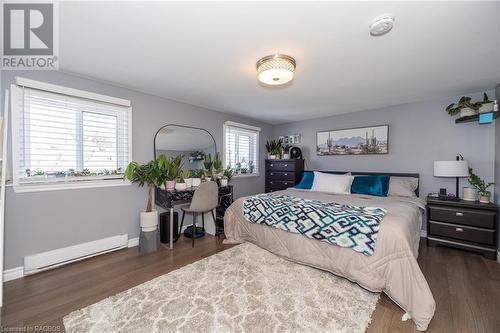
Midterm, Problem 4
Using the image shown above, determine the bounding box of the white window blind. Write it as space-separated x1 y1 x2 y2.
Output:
11 84 131 189
224 122 260 176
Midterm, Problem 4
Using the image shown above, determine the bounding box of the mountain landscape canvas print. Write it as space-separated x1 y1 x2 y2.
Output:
317 125 389 155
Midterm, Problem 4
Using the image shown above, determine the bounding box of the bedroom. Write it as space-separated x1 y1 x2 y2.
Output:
0 1 499 332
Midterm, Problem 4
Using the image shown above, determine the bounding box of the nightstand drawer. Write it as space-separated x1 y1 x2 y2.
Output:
428 206 496 229
266 161 296 172
266 171 295 181
429 221 495 245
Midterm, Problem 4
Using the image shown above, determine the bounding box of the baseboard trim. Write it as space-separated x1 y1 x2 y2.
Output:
128 237 139 248
4 236 139 283
3 266 24 282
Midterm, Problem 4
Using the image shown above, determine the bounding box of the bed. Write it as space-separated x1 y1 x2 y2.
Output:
223 172 436 331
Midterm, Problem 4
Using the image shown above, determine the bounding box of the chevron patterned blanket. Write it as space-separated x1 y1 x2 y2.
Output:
243 194 388 255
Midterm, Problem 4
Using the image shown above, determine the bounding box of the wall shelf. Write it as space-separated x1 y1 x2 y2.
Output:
455 112 499 124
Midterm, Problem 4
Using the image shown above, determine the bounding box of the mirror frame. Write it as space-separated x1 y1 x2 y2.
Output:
153 124 217 159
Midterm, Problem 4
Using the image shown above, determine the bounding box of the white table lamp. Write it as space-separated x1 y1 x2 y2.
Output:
433 160 469 198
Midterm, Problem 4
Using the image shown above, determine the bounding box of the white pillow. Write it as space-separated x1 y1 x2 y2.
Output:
388 177 418 198
311 172 354 194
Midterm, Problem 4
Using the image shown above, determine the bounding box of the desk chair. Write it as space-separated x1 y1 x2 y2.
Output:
179 181 218 247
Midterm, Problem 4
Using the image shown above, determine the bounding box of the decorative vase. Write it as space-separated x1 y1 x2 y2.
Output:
220 178 228 187
283 153 290 159
479 192 491 203
175 182 187 191
269 155 276 160
462 187 477 201
185 178 193 188
459 107 477 118
479 102 494 114
192 178 202 187
140 209 158 232
165 180 176 191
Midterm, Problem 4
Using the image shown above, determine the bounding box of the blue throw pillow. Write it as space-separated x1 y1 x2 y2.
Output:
351 175 390 197
295 171 314 189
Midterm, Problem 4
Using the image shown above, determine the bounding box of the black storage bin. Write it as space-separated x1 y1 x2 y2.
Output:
159 211 179 243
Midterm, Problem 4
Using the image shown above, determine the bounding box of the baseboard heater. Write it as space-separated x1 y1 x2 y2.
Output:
24 234 129 275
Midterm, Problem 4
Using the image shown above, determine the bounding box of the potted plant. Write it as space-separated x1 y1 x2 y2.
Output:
124 159 162 232
462 187 477 202
157 154 183 191
192 169 203 187
265 139 283 159
213 152 223 177
282 144 292 159
188 151 205 163
203 153 213 180
249 161 255 174
221 166 234 187
446 96 482 118
184 169 193 188
468 168 495 203
175 170 188 191
478 93 494 113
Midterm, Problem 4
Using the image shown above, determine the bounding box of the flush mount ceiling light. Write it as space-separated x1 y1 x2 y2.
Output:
369 14 395 36
256 54 296 86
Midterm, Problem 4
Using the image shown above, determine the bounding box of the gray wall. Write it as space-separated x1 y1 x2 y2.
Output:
496 84 500 251
1 70 272 269
274 91 496 207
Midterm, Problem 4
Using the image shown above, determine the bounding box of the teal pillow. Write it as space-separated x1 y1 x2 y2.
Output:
351 175 390 197
295 171 314 189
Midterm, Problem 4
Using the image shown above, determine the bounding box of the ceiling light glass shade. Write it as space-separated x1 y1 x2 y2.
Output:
257 54 296 86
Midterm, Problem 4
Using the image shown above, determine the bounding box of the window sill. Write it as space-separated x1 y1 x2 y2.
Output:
232 173 260 179
13 179 131 193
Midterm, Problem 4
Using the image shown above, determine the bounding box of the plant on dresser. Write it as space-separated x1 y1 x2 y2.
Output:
265 159 304 193
468 168 495 203
265 139 282 159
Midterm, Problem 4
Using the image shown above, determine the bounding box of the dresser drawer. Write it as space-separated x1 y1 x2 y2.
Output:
429 221 495 245
266 161 296 172
266 180 294 190
266 171 295 181
428 206 496 229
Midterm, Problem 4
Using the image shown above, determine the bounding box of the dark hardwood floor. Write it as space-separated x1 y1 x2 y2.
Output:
1 235 499 332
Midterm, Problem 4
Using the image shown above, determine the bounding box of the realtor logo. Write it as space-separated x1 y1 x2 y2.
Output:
2 2 58 69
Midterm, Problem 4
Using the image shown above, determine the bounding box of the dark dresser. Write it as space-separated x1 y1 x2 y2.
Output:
426 197 498 260
265 159 304 193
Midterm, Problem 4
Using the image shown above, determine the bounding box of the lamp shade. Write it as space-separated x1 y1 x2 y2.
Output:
433 160 469 177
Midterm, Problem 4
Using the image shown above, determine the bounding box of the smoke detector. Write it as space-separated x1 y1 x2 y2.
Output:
369 14 395 36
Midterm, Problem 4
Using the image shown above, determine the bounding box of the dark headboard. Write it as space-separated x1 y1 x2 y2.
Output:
310 171 420 197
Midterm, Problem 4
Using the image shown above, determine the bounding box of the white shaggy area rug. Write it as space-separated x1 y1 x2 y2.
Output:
64 243 380 333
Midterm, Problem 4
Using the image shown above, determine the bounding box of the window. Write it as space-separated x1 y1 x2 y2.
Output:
11 78 132 192
224 121 260 176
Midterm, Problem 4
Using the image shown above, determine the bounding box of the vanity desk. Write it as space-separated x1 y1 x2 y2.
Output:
153 124 233 249
155 185 234 248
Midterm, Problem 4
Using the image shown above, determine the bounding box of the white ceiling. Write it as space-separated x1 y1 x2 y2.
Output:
59 1 500 125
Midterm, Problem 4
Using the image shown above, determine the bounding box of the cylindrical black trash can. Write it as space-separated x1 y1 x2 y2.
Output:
159 211 179 243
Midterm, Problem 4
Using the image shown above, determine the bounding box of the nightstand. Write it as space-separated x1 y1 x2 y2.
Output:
426 197 498 260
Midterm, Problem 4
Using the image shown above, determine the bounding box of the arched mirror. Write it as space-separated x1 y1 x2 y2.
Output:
154 124 216 172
